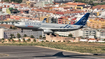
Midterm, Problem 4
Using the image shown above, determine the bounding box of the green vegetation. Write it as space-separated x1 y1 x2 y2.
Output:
75 0 94 6
23 38 26 42
30 35 34 38
42 37 46 39
17 33 21 38
68 34 73 37
23 34 27 37
27 39 31 42
41 41 44 43
8 8 20 14
0 42 105 53
18 39 21 42
46 40 49 42
10 34 14 39
12 26 17 30
10 26 17 30
58 41 61 42
10 26 12 29
63 40 65 42
8 39 11 42
94 2 105 6
39 35 42 39
75 0 105 6
4 0 22 3
34 39 36 42
53 41 55 42
2 38 5 41
75 0 89 3
1 38 5 43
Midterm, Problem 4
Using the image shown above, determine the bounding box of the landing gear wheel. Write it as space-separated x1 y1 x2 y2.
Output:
21 29 23 33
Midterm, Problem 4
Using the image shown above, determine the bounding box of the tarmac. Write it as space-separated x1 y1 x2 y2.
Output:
0 46 104 59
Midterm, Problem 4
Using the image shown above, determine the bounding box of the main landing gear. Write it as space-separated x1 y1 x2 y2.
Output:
21 29 23 33
46 31 56 36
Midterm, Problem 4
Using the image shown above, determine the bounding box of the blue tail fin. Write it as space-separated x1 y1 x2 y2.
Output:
74 13 90 25
42 18 47 23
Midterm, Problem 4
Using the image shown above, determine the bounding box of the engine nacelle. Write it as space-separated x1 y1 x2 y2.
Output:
44 29 53 33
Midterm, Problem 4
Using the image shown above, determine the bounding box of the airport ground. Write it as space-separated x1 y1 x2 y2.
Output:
0 42 105 54
0 46 105 59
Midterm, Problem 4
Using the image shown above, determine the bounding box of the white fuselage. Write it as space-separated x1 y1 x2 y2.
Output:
14 21 83 32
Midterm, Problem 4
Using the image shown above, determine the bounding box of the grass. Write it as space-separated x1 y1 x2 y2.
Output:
0 42 105 54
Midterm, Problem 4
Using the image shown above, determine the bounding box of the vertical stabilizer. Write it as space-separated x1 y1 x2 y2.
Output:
74 13 90 25
42 18 47 23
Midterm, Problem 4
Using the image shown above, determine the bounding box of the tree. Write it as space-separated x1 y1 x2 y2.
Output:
46 40 49 42
4 0 22 3
1 22 3 24
13 36 16 38
39 35 42 39
9 8 13 11
18 39 21 42
10 26 12 29
2 38 5 42
17 33 21 38
30 35 34 38
68 41 71 43
27 38 31 42
12 26 17 30
10 34 14 39
1 38 4 43
34 39 36 42
68 34 73 37
53 41 55 42
101 0 103 2
43 37 46 39
15 0 22 3
12 39 15 43
24 34 27 37
41 41 44 42
58 41 61 42
94 35 97 39
23 38 25 42
88 0 94 6
63 40 65 42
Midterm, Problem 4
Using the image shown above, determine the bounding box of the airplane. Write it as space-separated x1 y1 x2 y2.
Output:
14 13 90 35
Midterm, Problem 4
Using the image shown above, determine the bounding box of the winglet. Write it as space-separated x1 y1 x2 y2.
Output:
42 18 47 23
74 13 90 26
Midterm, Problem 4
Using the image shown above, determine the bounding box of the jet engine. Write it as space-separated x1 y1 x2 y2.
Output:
44 29 53 33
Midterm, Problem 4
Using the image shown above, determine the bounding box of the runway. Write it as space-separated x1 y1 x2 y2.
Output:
0 46 104 59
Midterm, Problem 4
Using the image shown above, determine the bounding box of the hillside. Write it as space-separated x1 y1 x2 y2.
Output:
4 0 22 3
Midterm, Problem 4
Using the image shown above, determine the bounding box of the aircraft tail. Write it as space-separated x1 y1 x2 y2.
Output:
74 13 90 25
42 18 47 23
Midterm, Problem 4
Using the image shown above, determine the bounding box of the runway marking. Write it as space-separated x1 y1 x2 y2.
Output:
0 53 9 57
